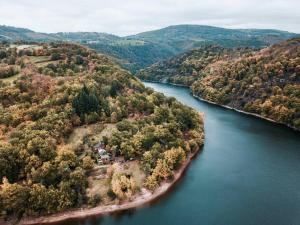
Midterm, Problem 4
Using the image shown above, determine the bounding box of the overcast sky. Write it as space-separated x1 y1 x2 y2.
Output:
0 0 299 36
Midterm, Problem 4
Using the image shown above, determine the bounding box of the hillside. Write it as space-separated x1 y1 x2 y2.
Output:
129 25 297 50
192 38 300 130
0 26 57 42
0 43 204 220
0 25 298 73
137 45 254 86
138 38 300 130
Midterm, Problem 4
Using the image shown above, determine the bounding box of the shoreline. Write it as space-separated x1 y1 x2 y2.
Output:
142 80 299 132
192 94 300 132
141 79 189 87
16 146 202 225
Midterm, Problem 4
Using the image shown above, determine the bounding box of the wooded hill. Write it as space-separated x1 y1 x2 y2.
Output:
137 38 300 130
137 45 254 86
0 43 204 219
1 25 298 73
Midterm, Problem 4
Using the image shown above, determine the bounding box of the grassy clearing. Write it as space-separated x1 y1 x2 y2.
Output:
66 123 105 149
67 122 143 203
29 56 51 63
86 161 145 203
66 122 116 150
0 65 22 84
87 165 111 201
0 72 21 83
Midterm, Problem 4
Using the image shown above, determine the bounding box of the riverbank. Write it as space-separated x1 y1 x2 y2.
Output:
192 94 300 132
142 80 299 132
15 146 202 225
141 79 189 87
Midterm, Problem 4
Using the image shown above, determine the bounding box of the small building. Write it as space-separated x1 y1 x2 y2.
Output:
98 148 107 156
100 155 110 164
94 142 105 153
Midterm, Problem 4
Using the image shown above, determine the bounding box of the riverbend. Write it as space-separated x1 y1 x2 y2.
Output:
46 82 300 225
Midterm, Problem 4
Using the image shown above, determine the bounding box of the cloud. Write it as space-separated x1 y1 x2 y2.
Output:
0 0 299 35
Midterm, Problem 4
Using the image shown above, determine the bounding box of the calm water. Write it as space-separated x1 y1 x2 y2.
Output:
58 82 300 225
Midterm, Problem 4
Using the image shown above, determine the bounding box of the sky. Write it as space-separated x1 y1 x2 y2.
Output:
0 0 299 36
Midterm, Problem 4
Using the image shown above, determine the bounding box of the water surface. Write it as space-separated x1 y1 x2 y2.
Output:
58 82 300 225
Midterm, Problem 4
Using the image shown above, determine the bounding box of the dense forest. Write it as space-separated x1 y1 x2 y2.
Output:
1 25 298 73
138 38 300 130
0 43 204 220
137 45 254 86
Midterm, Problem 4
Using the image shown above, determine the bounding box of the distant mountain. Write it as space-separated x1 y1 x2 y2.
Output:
129 25 297 50
0 25 298 73
0 25 57 41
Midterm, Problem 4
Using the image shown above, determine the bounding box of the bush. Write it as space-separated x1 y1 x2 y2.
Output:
75 55 84 65
0 50 6 59
85 112 100 124
88 194 101 207
107 188 117 200
50 53 61 61
0 66 17 79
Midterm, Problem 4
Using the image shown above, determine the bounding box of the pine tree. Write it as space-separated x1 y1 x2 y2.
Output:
72 85 100 116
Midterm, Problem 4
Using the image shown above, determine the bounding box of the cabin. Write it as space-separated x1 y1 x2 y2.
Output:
100 155 110 164
98 148 107 156
94 141 113 164
94 142 106 154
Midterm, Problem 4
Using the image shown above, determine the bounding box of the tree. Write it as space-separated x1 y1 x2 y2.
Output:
110 79 123 97
28 184 60 214
82 156 94 171
75 55 84 65
144 174 159 191
0 178 30 215
163 147 186 170
50 53 61 61
171 103 199 131
111 173 136 200
153 106 170 124
0 143 19 182
111 111 118 123
72 85 100 117
27 136 57 162
0 50 7 59
58 167 88 209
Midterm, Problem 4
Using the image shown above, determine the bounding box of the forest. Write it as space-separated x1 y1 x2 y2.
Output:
137 38 300 130
137 45 254 86
0 43 204 219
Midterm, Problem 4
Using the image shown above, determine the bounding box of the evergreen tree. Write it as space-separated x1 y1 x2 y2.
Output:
72 85 100 116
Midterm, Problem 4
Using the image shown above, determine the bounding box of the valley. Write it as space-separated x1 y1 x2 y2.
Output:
137 38 300 131
0 23 299 225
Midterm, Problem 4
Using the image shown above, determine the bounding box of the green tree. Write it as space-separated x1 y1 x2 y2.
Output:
72 85 100 117
51 53 61 61
0 178 30 216
0 143 19 182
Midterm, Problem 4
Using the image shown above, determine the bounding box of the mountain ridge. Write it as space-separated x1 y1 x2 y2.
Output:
1 24 299 72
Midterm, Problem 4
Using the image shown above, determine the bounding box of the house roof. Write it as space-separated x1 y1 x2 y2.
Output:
101 155 110 159
98 149 106 155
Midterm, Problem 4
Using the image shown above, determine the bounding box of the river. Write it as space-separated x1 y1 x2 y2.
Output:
57 82 300 225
